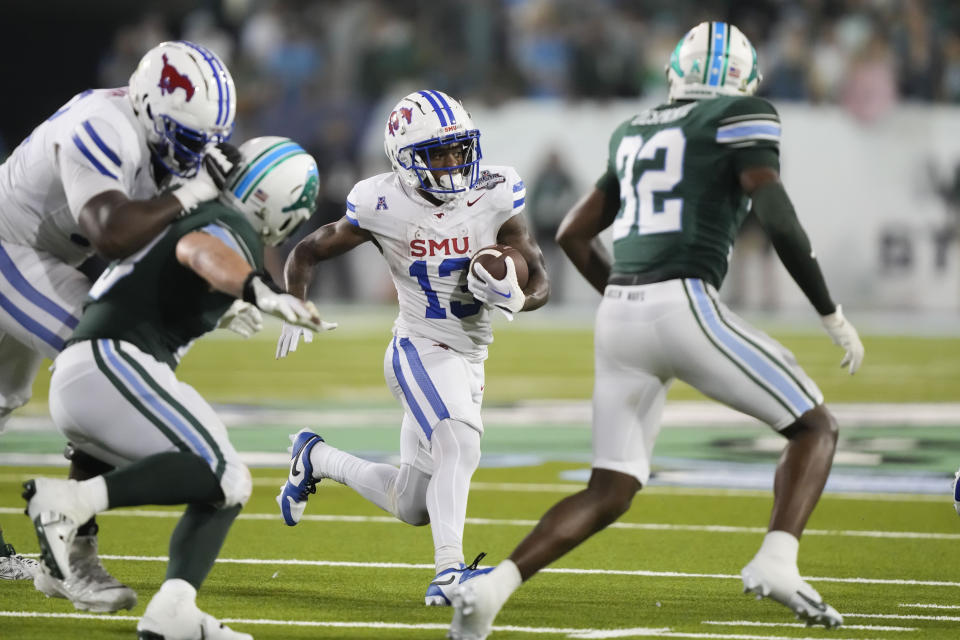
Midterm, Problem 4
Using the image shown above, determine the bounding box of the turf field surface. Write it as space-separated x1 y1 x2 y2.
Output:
2 318 959 639
2 463 960 639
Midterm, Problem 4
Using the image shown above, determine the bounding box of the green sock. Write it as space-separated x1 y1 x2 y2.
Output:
104 451 224 507
166 503 241 589
0 525 11 557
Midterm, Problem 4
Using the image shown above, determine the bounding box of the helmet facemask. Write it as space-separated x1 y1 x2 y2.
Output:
400 133 481 202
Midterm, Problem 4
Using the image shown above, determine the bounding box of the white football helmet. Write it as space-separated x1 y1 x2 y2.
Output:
383 90 481 202
221 137 318 246
666 22 761 102
128 40 236 177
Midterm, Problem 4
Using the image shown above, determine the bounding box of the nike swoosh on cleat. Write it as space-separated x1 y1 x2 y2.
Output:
290 438 312 477
795 591 828 612
431 575 457 587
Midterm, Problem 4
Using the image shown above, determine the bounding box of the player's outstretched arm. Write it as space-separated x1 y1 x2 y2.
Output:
494 214 549 312
76 143 241 260
283 217 372 298
175 231 335 332
556 187 616 294
274 216 370 358
742 166 864 374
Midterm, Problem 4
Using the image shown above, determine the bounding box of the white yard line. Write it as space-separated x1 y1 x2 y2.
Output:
898 603 960 609
703 620 916 631
3 473 953 502
8 551 957 589
845 613 960 622
0 612 892 640
3 506 958 541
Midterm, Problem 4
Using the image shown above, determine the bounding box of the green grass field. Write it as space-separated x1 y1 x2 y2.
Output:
3 319 960 639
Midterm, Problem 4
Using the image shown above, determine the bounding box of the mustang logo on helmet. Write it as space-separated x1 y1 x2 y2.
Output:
157 54 195 101
387 107 414 137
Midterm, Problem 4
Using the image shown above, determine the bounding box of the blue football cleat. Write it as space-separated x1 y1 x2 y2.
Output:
425 553 493 606
276 429 324 526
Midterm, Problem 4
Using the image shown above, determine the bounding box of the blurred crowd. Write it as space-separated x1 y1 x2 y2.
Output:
89 0 960 301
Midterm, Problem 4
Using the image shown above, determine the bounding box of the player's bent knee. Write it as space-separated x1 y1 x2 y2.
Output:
784 404 839 443
396 501 430 527
219 461 253 507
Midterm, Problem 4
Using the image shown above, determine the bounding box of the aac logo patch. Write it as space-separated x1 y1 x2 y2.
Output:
376 196 388 210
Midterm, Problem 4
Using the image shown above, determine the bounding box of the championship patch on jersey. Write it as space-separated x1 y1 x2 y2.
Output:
474 170 505 190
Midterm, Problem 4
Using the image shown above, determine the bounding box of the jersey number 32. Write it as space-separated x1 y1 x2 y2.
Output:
612 128 686 240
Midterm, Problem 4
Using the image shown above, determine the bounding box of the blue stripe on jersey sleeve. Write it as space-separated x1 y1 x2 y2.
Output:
512 181 524 193
513 197 525 208
0 244 80 330
346 199 356 212
345 212 359 226
72 134 118 179
82 121 121 167
199 224 249 264
716 123 781 141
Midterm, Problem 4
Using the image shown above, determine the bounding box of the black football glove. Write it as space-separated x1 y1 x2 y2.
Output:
203 141 242 190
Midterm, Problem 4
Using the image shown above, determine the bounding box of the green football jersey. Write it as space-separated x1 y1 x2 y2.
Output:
596 95 781 288
69 203 263 369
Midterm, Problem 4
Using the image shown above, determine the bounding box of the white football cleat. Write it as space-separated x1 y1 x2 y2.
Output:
427 553 493 606
34 534 137 612
448 574 501 640
23 478 96 582
741 556 843 628
0 544 40 580
137 579 252 640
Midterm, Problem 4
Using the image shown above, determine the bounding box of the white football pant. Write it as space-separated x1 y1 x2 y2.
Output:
50 340 252 507
592 278 823 484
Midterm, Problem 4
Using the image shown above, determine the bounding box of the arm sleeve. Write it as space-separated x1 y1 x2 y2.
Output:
750 181 835 315
58 116 129 220
594 168 621 220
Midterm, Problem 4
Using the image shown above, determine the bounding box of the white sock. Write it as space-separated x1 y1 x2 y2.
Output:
158 578 197 602
76 476 109 516
485 560 523 610
426 421 480 574
757 530 799 565
310 442 401 514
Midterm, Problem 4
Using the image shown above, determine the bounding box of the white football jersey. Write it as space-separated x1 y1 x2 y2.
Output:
346 166 526 358
0 88 158 266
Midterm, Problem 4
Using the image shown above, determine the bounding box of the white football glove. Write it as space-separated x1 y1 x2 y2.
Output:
217 300 263 338
820 304 864 375
242 273 338 332
171 142 242 214
275 322 314 359
467 257 526 321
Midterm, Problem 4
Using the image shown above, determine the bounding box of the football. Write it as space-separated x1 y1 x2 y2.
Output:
469 244 529 288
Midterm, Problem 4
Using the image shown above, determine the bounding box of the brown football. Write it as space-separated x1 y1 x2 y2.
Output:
469 244 529 288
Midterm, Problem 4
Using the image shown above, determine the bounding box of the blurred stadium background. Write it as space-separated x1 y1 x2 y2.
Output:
2 2 960 637
2 0 960 490
0 0 958 478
